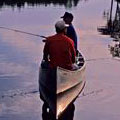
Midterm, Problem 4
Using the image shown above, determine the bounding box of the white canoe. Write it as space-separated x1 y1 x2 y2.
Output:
39 51 86 119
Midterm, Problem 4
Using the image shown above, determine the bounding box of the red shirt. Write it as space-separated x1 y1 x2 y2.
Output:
43 33 76 70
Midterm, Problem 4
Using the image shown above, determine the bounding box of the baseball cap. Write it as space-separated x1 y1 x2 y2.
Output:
61 12 73 19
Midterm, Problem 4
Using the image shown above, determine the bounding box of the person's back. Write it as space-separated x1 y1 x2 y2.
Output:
43 20 76 70
66 24 77 50
44 33 75 69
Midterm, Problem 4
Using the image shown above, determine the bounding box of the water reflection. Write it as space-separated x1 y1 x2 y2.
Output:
97 0 114 36
0 0 88 9
59 103 75 120
42 103 75 120
98 0 120 57
98 0 120 37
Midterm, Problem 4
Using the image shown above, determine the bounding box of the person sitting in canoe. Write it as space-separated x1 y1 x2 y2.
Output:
43 20 76 70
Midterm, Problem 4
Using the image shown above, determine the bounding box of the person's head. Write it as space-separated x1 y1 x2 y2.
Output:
55 20 68 34
61 12 74 25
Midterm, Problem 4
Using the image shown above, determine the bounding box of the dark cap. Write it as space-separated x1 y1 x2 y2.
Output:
61 12 73 19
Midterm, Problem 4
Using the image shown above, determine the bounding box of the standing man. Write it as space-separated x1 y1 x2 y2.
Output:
61 12 78 51
43 20 76 70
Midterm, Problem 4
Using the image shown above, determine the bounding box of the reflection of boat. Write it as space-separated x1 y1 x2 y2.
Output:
39 51 86 119
42 103 75 120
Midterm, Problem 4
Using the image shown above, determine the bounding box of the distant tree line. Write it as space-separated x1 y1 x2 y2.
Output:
0 0 83 8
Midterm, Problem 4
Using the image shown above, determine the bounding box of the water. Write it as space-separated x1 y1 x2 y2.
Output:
0 0 120 120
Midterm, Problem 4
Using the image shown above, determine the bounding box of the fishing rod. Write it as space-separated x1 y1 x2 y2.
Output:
0 26 47 39
0 26 114 61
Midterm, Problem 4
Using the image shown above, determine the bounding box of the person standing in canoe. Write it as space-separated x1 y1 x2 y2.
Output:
61 12 78 52
43 20 76 70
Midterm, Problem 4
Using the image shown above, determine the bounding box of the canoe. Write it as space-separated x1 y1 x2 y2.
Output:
39 51 86 119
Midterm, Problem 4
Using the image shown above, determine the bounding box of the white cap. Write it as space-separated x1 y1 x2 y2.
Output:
55 20 68 30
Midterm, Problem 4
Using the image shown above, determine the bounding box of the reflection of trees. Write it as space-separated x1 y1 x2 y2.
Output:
98 0 120 58
98 0 120 38
0 0 87 9
115 0 120 2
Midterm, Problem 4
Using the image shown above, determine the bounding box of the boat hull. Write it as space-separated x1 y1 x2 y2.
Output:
57 65 86 118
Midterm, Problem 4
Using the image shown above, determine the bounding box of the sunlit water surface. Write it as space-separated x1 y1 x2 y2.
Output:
0 0 120 120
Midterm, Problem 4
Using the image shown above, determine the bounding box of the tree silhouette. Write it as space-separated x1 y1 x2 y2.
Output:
0 0 84 9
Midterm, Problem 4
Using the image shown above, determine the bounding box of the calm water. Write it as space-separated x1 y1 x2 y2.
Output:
0 0 120 120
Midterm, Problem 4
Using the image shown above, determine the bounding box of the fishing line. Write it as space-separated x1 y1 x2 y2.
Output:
0 26 46 38
86 57 112 62
0 26 118 62
86 57 120 62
